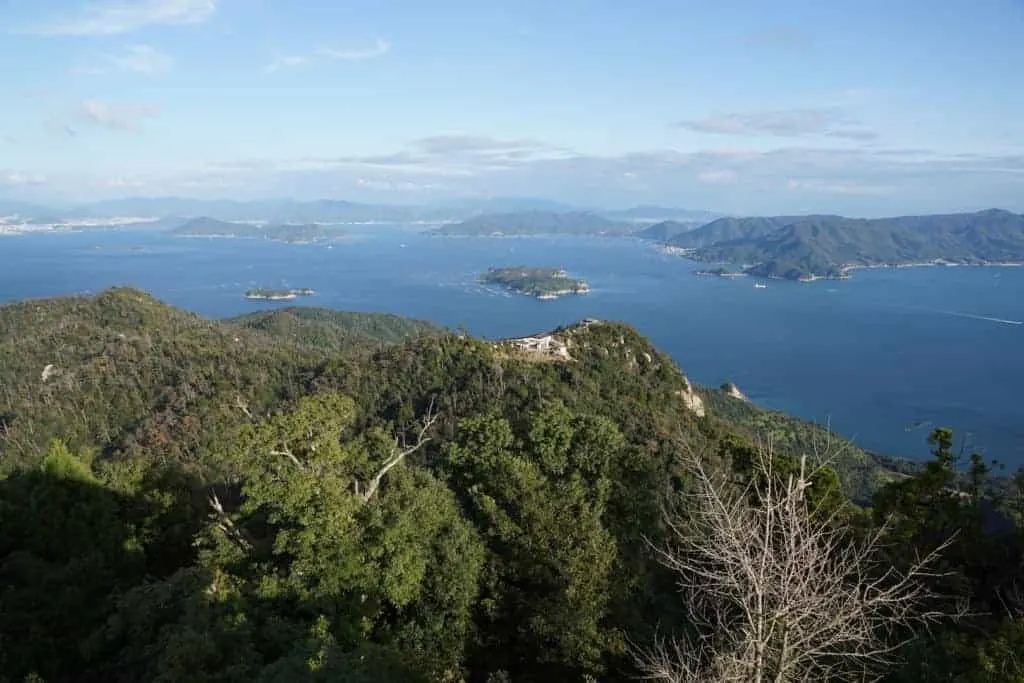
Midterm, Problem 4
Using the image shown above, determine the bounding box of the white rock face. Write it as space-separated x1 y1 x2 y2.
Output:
724 382 750 402
678 377 706 417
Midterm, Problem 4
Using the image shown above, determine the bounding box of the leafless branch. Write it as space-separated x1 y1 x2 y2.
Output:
360 398 439 504
636 439 955 683
234 395 253 419
270 447 305 471
208 489 252 551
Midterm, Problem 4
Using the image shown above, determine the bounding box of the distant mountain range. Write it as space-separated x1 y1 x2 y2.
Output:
598 206 722 224
434 211 637 236
9 196 1023 280
0 196 721 227
660 209 1024 280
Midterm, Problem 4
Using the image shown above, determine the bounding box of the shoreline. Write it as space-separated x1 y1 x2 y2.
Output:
685 256 1024 283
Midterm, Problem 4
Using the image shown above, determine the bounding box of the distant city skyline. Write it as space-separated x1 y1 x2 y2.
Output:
2 0 1023 216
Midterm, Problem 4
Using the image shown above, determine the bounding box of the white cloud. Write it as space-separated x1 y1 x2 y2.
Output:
109 43 174 73
697 169 738 184
786 178 895 195
31 0 216 36
1 171 48 187
264 39 391 73
356 177 441 192
106 176 147 189
75 99 159 131
75 44 174 75
263 55 312 73
317 40 392 61
678 108 877 141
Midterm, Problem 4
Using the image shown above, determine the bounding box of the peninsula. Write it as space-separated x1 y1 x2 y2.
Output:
170 217 344 244
244 288 315 301
654 208 1024 281
480 267 590 299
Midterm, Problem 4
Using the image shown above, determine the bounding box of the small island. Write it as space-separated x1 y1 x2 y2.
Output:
172 217 344 244
245 288 316 301
695 267 746 278
480 267 590 300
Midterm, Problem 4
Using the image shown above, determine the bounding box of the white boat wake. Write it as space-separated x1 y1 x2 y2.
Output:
925 308 1022 326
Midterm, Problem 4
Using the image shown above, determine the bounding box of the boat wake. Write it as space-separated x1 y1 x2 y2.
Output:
928 309 1023 326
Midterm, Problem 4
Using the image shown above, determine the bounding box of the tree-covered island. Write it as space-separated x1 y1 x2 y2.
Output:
480 266 590 299
244 287 316 301
695 266 746 278
170 217 344 244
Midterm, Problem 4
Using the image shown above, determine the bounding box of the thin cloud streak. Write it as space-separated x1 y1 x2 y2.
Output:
74 44 174 76
678 108 878 141
264 39 391 73
27 0 216 36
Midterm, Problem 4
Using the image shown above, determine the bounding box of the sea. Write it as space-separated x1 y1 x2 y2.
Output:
1 223 1022 466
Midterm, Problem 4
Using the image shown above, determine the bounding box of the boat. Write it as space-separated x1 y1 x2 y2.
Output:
754 283 767 289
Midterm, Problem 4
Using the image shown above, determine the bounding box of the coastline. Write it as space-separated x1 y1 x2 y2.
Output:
674 250 1024 283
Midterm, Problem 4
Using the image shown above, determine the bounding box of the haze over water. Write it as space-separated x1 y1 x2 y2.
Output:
2 225 1021 465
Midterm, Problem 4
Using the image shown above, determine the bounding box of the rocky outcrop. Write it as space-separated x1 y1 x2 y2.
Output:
41 364 58 382
678 377 706 417
723 382 749 402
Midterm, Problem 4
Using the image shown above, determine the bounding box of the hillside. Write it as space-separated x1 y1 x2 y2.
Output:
433 210 636 236
636 219 705 241
0 289 1019 682
599 206 722 224
227 307 444 349
664 209 1024 280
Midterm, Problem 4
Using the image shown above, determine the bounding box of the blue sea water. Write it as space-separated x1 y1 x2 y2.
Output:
1 225 1022 465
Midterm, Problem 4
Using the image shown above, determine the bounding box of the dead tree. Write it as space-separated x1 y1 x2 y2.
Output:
636 440 953 683
261 398 441 505
208 489 252 551
359 399 439 503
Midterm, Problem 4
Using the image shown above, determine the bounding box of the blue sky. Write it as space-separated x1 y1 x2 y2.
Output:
1 0 1022 215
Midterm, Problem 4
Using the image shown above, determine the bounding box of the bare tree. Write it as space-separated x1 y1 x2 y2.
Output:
359 398 439 503
636 440 953 683
208 489 253 551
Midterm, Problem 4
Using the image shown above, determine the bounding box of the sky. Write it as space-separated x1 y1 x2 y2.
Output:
1 0 1023 216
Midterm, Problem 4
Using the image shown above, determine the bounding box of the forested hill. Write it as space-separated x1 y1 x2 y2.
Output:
433 210 635 236
1 288 1022 682
661 208 1024 280
228 307 444 350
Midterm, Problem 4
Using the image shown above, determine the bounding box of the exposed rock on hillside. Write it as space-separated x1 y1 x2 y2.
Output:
723 382 749 402
678 377 706 417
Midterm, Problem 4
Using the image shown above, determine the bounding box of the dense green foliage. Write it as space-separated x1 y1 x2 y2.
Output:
664 208 1024 279
435 211 634 236
170 217 344 243
479 266 589 297
698 385 891 504
228 307 444 350
1 288 1022 682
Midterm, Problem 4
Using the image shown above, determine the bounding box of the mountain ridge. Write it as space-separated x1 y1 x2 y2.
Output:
662 208 1024 280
